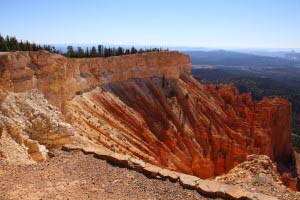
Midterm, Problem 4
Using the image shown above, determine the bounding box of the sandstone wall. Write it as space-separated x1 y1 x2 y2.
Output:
0 51 190 111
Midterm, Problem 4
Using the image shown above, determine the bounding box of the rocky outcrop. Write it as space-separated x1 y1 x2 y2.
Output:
216 154 300 199
0 51 293 178
0 89 74 162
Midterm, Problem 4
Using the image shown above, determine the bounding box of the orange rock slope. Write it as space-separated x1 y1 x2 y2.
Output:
0 51 292 178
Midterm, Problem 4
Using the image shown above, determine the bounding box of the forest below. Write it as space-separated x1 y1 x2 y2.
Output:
192 67 300 146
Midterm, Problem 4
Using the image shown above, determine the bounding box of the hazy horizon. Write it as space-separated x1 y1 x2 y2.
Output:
1 0 300 49
49 43 300 53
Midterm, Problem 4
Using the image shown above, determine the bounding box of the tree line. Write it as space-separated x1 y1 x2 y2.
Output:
0 34 168 58
65 45 166 58
0 34 59 53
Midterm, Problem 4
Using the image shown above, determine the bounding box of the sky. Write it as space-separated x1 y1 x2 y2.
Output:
1 0 300 48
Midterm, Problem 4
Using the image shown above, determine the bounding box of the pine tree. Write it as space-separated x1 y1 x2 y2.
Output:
77 47 85 58
138 48 145 53
43 45 52 51
0 35 8 51
37 44 42 50
104 47 109 57
117 47 124 56
130 46 137 54
19 40 25 51
67 46 74 57
85 47 90 57
5 36 10 50
125 49 130 55
25 41 30 51
51 46 58 53
90 46 97 57
98 45 103 57
32 43 38 51
111 47 116 56
10 36 19 51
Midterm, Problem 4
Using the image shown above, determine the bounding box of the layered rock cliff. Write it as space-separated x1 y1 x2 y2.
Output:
0 51 293 179
0 50 190 111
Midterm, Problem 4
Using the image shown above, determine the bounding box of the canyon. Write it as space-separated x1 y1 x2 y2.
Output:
0 50 298 199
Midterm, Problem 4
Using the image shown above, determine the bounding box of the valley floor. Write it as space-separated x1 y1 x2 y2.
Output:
0 151 216 200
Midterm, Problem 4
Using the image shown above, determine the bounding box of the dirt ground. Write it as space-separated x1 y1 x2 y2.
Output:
0 151 217 200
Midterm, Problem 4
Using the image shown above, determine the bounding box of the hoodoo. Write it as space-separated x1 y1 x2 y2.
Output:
0 50 293 178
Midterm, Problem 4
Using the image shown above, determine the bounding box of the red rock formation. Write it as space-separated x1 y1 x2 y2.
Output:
66 73 292 178
0 51 293 178
0 50 190 111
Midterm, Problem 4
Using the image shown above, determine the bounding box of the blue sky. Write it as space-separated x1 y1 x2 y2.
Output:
1 0 299 48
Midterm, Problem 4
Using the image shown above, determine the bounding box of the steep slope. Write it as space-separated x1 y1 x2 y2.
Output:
0 51 293 179
66 73 292 178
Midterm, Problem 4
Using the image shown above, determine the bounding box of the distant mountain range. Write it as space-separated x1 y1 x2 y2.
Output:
183 50 300 68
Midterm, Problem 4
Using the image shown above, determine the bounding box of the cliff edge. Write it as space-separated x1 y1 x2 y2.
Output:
0 51 293 179
0 50 190 111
